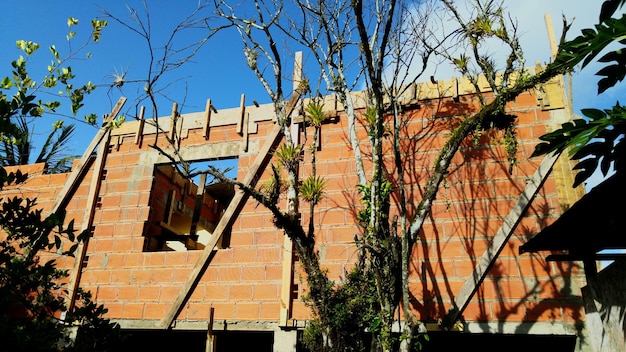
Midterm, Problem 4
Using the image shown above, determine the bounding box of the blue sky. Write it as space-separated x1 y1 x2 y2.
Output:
0 1 620 188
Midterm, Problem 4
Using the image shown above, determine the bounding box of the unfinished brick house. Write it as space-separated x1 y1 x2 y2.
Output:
1 64 590 351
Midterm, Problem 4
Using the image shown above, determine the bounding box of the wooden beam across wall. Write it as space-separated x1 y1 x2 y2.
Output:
440 151 561 330
159 87 307 330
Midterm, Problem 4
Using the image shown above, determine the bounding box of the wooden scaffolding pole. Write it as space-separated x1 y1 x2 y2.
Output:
441 151 561 329
66 130 111 311
279 51 303 326
53 97 126 312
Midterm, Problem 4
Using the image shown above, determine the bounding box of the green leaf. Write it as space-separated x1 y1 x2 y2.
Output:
1 76 12 89
600 0 626 23
581 108 607 121
49 45 61 63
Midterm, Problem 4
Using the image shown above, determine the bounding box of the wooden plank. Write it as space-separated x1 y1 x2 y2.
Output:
160 88 307 329
279 51 303 325
190 173 207 237
134 106 146 145
50 96 126 214
177 115 184 149
291 52 303 145
203 99 212 140
65 129 110 311
545 13 558 59
242 112 249 152
237 94 245 135
164 190 176 225
169 102 178 141
205 307 216 352
279 235 294 325
441 151 561 329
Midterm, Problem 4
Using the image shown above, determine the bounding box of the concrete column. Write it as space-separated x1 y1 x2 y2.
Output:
273 329 298 352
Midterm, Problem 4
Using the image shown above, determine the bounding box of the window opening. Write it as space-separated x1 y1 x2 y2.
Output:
144 158 238 251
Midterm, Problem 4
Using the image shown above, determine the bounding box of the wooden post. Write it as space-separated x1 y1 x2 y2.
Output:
291 51 303 144
177 115 184 149
159 88 307 329
441 151 561 329
169 102 178 141
237 94 245 135
242 112 250 152
279 52 303 326
545 13 558 59
279 235 295 326
134 106 145 145
205 307 216 352
203 99 212 140
190 173 207 237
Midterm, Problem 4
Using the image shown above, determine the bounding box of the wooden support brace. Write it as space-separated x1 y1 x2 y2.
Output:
169 102 178 141
134 106 146 145
65 129 111 312
441 151 561 329
190 173 207 237
54 97 126 312
237 94 245 135
160 123 283 329
50 97 126 214
203 99 212 140
160 88 307 330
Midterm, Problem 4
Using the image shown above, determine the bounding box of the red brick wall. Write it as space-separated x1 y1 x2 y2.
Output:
0 87 584 326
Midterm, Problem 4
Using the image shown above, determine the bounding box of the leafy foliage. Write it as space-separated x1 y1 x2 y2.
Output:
533 0 626 187
0 17 121 351
534 105 626 186
0 117 78 173
302 268 380 352
300 175 326 206
0 18 107 173
0 168 122 351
